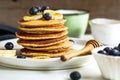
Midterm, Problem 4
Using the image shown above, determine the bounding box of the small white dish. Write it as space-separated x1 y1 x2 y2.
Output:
92 46 120 80
89 18 120 46
0 38 92 70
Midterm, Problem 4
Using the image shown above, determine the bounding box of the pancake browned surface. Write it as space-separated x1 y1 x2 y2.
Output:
17 36 68 47
16 30 68 40
21 48 72 57
24 40 73 51
19 25 68 33
18 19 66 27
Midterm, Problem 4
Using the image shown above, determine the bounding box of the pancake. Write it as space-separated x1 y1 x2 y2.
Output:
24 40 73 52
21 48 72 58
19 24 64 28
19 25 68 33
17 36 69 47
16 30 68 40
18 19 66 27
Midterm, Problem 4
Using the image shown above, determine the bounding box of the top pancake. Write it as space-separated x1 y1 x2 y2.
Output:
18 19 66 27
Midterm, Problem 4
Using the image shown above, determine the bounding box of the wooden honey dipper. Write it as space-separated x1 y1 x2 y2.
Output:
61 40 100 61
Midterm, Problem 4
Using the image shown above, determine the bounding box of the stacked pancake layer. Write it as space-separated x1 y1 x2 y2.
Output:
16 19 73 58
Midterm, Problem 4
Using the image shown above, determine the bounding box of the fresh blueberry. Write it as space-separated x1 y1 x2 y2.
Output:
99 45 120 56
103 47 112 53
17 54 26 59
98 50 107 55
118 43 120 50
113 46 119 51
29 6 39 15
43 13 52 20
36 6 42 11
5 42 14 50
41 6 49 11
108 49 120 56
70 71 81 80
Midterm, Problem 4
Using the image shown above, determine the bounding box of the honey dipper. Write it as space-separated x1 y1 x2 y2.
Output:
61 40 100 61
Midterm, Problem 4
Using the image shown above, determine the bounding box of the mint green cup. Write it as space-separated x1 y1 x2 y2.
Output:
56 10 89 38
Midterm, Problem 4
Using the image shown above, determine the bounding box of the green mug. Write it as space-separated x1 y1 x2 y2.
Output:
56 10 89 38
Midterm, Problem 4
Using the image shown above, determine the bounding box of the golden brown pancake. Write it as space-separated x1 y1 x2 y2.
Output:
21 48 72 58
19 25 68 33
19 24 64 28
17 36 69 47
18 19 66 27
24 40 73 52
16 30 68 40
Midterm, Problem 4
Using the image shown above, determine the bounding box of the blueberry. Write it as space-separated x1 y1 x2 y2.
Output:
103 47 112 53
98 50 107 55
70 71 81 80
118 43 120 50
5 42 14 50
113 46 119 51
43 13 52 20
108 49 120 56
36 6 42 11
29 6 39 15
17 54 26 59
41 6 49 12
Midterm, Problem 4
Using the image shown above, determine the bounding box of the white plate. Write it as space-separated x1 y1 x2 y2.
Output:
0 38 92 70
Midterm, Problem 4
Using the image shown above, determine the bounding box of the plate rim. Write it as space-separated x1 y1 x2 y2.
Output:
0 38 92 70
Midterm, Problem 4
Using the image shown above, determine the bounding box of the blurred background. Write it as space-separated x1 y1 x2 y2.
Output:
0 0 120 34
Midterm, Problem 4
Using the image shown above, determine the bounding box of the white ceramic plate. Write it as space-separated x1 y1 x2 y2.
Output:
0 38 92 70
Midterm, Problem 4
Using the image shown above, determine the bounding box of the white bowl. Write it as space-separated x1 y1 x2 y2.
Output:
92 46 120 80
89 18 120 46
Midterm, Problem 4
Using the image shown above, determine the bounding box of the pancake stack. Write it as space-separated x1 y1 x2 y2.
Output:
16 6 73 59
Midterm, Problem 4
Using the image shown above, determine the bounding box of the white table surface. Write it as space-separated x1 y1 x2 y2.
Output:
0 35 106 80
